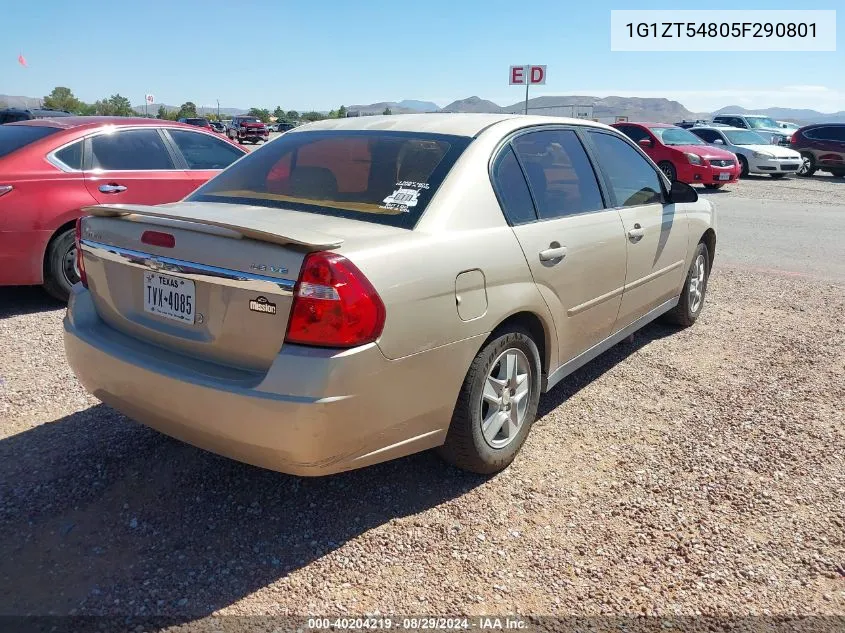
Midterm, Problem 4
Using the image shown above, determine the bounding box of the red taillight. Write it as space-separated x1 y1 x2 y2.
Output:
285 252 385 348
75 217 88 288
141 230 175 248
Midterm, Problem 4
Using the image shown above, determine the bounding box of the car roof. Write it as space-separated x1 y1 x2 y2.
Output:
293 113 612 137
691 125 744 131
6 116 210 131
614 121 674 128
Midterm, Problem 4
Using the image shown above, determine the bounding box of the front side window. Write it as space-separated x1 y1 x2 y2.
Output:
189 130 471 229
89 129 175 170
168 129 244 170
586 131 663 207
491 146 536 225
511 129 605 220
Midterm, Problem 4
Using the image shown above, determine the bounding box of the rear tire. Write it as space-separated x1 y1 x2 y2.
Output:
658 161 677 182
42 228 78 303
797 153 816 177
829 170 845 178
438 327 541 475
663 242 710 328
770 173 786 179
703 184 723 190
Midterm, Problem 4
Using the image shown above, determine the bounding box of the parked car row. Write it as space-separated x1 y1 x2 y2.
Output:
616 119 845 185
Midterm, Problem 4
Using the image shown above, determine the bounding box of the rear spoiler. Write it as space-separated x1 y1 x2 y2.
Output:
82 203 344 250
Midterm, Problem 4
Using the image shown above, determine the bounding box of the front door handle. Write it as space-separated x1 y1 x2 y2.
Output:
627 223 645 240
98 184 127 194
539 244 567 262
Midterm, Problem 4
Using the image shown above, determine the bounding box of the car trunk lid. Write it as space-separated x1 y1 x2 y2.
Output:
78 202 347 373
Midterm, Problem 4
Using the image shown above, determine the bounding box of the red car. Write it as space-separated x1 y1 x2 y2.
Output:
612 122 740 189
0 117 247 301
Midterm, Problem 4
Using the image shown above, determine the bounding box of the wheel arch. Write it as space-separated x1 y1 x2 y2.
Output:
42 218 78 279
489 310 553 377
700 228 716 270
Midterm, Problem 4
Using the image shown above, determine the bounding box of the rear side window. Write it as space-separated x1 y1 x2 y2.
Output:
616 125 649 143
168 129 244 169
807 126 845 142
0 125 61 158
492 146 537 225
586 131 663 207
54 141 83 170
89 129 175 170
511 129 605 220
189 130 472 229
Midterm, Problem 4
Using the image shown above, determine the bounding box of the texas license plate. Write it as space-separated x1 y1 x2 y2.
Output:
143 272 196 324
718 172 731 181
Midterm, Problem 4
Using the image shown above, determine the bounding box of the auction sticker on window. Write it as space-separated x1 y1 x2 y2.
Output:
381 187 422 212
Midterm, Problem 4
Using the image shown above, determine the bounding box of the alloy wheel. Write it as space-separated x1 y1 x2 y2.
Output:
480 348 531 449
688 253 706 314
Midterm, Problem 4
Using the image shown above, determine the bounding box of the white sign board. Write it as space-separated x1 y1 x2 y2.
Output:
145 94 155 104
509 65 547 85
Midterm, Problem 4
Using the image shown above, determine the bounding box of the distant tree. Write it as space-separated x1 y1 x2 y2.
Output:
157 105 167 119
285 110 299 121
177 101 198 119
328 109 338 119
338 105 347 118
383 107 392 115
78 102 97 116
92 94 133 116
0 101 7 110
273 106 285 120
300 111 326 122
248 107 271 122
43 87 83 113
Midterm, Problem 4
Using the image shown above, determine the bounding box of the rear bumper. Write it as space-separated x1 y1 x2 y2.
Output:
64 286 481 476
0 230 51 286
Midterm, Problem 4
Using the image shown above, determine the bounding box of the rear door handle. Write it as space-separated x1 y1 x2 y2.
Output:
539 245 567 262
98 184 127 194
627 224 645 240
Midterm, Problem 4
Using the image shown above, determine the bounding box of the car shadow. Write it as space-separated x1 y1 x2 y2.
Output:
0 286 64 319
0 319 679 629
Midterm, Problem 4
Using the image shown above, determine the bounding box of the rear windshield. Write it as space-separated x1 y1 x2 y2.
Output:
239 118 262 124
186 118 209 126
188 130 472 229
0 125 61 159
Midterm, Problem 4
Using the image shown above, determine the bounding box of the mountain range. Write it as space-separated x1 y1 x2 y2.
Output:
2 93 844 124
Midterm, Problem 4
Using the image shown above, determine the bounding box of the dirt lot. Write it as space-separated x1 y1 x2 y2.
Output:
0 178 843 629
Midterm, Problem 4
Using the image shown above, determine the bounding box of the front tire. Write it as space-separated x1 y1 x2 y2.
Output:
738 155 749 178
829 169 845 178
770 173 786 179
438 327 541 475
658 161 677 182
797 153 816 177
43 228 78 302
703 184 723 190
663 242 710 328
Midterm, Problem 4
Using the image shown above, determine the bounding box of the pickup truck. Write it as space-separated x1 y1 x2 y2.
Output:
227 116 269 144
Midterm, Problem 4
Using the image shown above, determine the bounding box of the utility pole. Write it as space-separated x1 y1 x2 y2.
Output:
217 99 220 119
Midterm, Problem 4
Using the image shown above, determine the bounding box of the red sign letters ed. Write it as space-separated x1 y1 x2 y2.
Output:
509 65 547 85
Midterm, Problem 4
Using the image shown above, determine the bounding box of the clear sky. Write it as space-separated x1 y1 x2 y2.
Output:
3 0 843 113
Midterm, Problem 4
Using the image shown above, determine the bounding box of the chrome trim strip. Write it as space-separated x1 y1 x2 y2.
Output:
543 295 679 393
80 239 296 293
567 284 625 317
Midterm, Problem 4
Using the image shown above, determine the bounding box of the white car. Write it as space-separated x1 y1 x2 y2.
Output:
690 126 802 178
777 121 801 133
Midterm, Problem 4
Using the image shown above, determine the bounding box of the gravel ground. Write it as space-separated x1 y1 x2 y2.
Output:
1 265 843 631
702 172 845 205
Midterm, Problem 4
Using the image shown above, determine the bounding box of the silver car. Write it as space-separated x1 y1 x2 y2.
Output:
65 114 716 476
690 126 802 178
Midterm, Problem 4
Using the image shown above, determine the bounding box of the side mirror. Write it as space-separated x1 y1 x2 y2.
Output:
669 180 698 204
713 138 725 145
638 138 654 149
